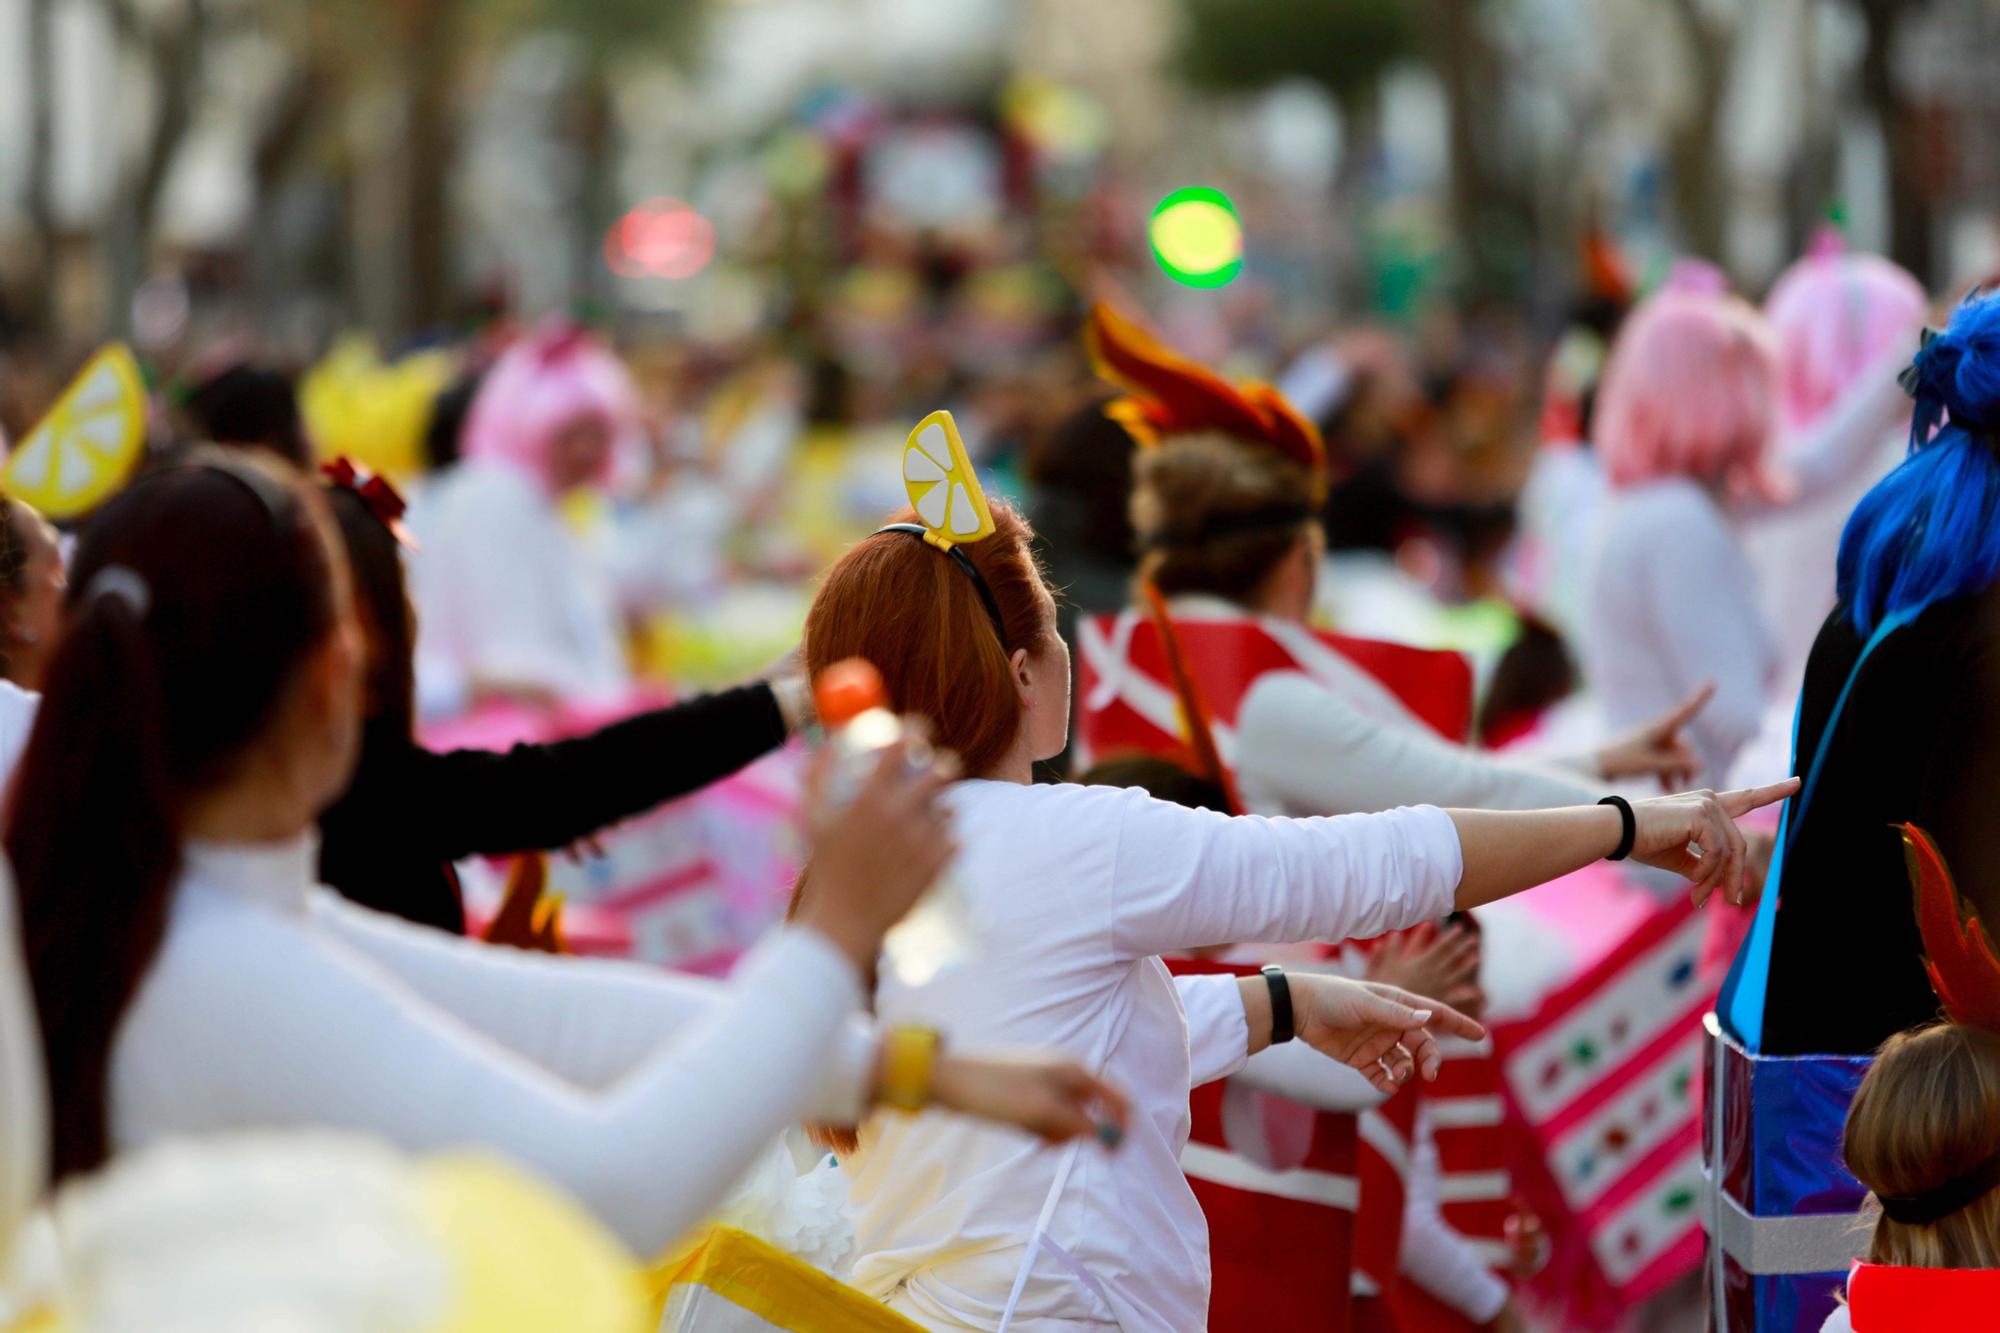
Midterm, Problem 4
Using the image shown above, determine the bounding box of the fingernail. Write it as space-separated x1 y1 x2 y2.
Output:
1096 1123 1123 1149
1412 1009 1433 1024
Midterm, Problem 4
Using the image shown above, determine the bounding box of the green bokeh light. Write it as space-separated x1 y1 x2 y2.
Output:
1149 187 1244 289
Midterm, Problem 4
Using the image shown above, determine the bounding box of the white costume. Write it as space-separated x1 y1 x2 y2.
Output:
844 781 1464 1330
111 835 878 1257
0 682 39 799
410 461 630 703
1584 357 1911 785
0 856 45 1273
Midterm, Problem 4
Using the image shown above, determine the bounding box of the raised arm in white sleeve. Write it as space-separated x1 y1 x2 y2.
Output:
1765 346 1914 510
319 894 875 1107
1237 672 1603 816
1400 1109 1510 1323
1107 794 1464 961
113 903 877 1258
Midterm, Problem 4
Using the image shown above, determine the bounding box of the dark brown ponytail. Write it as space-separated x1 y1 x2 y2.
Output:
6 452 340 1180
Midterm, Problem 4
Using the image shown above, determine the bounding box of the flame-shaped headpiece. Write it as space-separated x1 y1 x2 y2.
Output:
1085 303 1327 494
1902 823 2000 1032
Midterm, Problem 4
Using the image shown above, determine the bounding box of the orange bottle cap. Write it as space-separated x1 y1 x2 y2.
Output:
814 658 887 727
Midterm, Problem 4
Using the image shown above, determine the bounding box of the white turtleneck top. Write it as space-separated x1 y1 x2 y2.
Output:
109 835 877 1258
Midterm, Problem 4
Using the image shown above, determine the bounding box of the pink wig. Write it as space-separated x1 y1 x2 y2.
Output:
459 327 640 492
1763 233 1926 430
1594 285 1780 497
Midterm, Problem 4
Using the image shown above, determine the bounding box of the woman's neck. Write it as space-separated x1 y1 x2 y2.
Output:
981 734 1038 785
179 762 318 845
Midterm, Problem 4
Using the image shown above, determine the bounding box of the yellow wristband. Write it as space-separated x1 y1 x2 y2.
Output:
880 1026 942 1112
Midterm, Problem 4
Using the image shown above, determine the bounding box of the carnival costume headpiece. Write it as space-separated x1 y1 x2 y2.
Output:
874 409 1004 637
1085 302 1329 493
4 343 147 520
1080 302 1343 814
1888 825 2000 1225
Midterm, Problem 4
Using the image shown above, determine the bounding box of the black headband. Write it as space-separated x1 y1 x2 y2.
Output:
873 523 1007 643
1137 500 1316 553
1878 1148 2000 1226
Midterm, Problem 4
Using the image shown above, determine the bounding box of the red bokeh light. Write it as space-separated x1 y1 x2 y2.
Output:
604 198 715 280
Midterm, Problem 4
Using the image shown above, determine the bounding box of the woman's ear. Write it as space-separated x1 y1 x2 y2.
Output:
1010 646 1034 707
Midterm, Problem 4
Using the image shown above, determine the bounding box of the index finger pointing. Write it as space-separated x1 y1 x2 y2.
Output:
1658 681 1716 734
1720 777 1801 818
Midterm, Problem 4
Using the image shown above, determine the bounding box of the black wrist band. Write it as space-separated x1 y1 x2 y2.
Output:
1261 964 1295 1045
1599 795 1636 862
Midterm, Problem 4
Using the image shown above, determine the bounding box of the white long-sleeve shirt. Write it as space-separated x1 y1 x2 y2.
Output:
410 461 630 701
0 681 39 800
1236 670 1603 816
0 855 44 1265
1585 477 1775 785
848 781 1464 1331
110 835 877 1258
1400 1107 1509 1323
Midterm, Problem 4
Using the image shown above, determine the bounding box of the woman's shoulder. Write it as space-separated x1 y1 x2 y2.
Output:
1601 476 1731 539
948 777 1146 821
428 461 546 526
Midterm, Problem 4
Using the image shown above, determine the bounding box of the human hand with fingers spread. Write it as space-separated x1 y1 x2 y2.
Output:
1287 973 1487 1095
1365 921 1482 1015
1592 681 1712 787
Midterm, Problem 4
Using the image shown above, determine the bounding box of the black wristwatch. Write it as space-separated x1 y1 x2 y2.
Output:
1261 964 1296 1045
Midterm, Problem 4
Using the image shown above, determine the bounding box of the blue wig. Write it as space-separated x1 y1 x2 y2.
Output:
1837 292 2000 636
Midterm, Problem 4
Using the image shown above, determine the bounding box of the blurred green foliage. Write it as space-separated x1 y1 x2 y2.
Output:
1179 0 1416 104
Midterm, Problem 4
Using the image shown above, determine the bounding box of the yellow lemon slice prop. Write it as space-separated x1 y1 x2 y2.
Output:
901 409 994 549
6 344 146 520
417 1154 648 1333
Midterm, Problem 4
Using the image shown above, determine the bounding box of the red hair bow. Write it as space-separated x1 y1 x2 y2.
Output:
321 456 417 549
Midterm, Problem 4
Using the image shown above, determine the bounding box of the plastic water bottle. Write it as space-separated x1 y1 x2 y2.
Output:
814 658 980 987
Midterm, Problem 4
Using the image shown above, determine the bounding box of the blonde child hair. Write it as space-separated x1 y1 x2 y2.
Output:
1844 1021 2000 1269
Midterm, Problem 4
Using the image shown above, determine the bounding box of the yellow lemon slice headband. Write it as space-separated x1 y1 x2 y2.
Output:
5 343 148 521
875 410 1005 638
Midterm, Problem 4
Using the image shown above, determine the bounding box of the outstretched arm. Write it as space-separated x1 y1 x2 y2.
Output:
1446 780 1799 912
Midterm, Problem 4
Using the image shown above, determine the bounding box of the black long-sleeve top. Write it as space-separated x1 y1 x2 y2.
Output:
317 683 791 933
1760 582 2000 1055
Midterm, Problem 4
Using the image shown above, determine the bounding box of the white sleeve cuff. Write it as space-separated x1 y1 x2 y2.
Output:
1409 804 1464 918
1179 972 1252 1087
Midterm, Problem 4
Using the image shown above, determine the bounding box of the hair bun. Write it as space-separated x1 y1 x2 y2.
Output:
1915 297 2000 437
1925 331 1994 432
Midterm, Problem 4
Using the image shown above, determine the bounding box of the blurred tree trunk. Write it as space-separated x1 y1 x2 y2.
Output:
1423 0 1523 301
21 0 57 335
571 66 616 315
102 0 209 338
400 0 461 336
247 52 328 337
1663 0 1729 262
1856 0 1933 284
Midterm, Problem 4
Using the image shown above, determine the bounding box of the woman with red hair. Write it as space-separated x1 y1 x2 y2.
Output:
795 407 1795 1329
